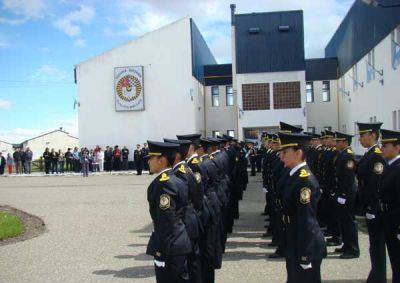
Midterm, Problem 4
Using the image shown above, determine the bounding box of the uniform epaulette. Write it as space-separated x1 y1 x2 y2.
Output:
374 147 382 154
191 157 199 164
347 148 353 154
159 173 170 182
178 164 186 174
299 169 310 178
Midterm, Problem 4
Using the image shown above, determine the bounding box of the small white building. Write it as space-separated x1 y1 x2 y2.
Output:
75 17 216 156
21 129 79 160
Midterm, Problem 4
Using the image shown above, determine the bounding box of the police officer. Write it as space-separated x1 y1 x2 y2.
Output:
378 129 400 283
163 138 203 283
356 122 386 283
278 132 326 283
247 141 257 176
134 144 144 175
145 141 191 283
333 131 360 259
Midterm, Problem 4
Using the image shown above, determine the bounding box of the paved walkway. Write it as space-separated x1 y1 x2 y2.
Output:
0 174 392 282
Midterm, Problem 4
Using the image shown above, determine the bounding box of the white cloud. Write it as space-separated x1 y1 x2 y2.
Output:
0 0 45 25
54 4 95 37
29 64 71 83
73 38 86 47
0 99 11 109
0 117 78 144
39 46 51 52
106 0 353 61
0 41 10 48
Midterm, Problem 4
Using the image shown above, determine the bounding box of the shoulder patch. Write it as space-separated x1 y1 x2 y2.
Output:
374 147 382 154
346 160 355 170
299 169 310 178
159 194 170 210
178 164 186 174
347 149 353 154
373 162 384 175
191 157 199 164
159 173 170 182
300 187 311 204
194 172 202 184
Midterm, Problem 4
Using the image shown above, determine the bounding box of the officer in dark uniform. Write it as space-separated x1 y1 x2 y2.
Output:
278 132 326 283
145 141 191 283
305 132 321 174
321 130 342 246
247 141 257 176
333 131 360 258
163 138 203 283
356 122 386 283
380 129 400 283
134 144 144 175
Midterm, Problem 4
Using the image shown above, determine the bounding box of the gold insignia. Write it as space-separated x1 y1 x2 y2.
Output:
301 256 308 261
194 172 202 184
374 147 382 154
333 156 338 163
159 194 170 210
299 169 310 178
347 149 353 154
210 155 214 160
200 157 203 162
156 252 161 257
235 157 239 162
373 162 384 175
178 164 186 174
346 160 355 170
159 173 170 182
191 158 199 164
300 187 311 204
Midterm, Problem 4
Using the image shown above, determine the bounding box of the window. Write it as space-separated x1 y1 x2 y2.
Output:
212 130 220 138
211 86 219 107
342 124 347 133
242 83 270 110
306 82 314 103
398 110 400 130
369 116 377 123
393 111 398 130
367 49 375 82
273 82 301 109
226 86 234 106
352 65 358 91
392 27 400 69
227 130 235 137
322 81 330 102
324 126 332 131
307 127 315 134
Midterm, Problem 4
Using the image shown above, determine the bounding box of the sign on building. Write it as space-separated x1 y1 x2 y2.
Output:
114 66 144 111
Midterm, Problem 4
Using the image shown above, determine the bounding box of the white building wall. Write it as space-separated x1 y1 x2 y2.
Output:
23 130 79 160
75 17 203 159
306 79 339 134
236 70 307 139
205 84 237 137
338 27 400 154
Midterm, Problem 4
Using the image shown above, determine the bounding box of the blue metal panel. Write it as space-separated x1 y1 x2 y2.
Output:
190 19 217 82
305 58 338 81
235 10 305 74
325 0 400 76
204 64 232 86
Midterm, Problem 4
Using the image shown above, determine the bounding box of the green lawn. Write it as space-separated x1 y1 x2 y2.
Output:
0 211 25 240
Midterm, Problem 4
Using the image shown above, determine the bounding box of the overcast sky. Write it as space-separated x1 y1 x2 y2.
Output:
0 0 354 143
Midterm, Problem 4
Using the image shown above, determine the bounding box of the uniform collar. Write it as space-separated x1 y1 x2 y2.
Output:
340 146 351 152
289 162 307 176
200 154 208 158
173 160 186 170
367 144 378 153
388 155 400 166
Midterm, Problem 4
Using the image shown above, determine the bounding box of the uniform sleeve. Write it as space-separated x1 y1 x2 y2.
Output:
295 182 316 265
338 154 356 199
154 184 179 261
366 154 385 214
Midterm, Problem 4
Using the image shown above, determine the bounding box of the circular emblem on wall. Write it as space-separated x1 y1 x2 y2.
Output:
116 75 142 102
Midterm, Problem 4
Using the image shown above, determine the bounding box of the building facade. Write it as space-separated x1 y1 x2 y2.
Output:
75 17 216 155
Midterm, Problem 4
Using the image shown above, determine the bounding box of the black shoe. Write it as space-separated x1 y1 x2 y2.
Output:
261 212 267 216
268 242 277 247
268 252 284 259
326 240 342 247
339 253 359 259
334 247 346 253
262 232 272 238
